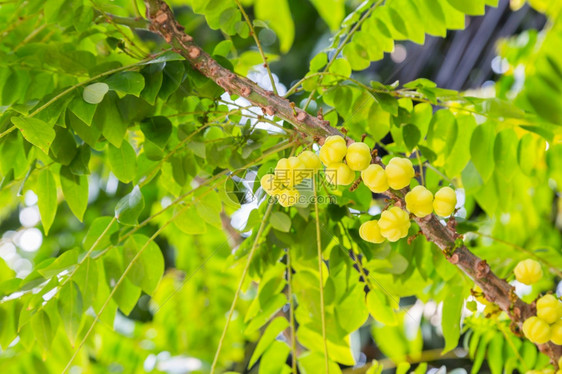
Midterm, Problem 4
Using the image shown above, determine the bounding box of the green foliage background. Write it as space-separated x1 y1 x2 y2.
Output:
0 0 561 373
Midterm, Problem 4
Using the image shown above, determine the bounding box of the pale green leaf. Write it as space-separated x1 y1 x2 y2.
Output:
11 117 55 154
36 169 57 235
60 166 89 221
83 82 109 104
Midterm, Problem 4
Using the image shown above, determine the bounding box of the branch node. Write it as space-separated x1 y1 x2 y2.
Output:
296 111 307 122
188 46 201 59
449 253 459 264
182 34 193 43
155 12 168 24
475 259 490 279
240 86 251 97
263 106 275 116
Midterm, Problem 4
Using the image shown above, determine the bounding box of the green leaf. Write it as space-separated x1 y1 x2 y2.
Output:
487 332 504 374
258 341 291 374
115 185 145 226
123 234 164 294
329 58 351 78
69 96 97 126
366 289 397 326
36 169 57 235
402 124 421 151
69 145 91 175
140 116 172 149
470 122 495 182
493 128 518 181
270 211 291 232
107 142 137 183
104 72 145 96
60 165 89 221
255 0 295 53
49 127 77 165
445 114 476 178
37 249 78 278
309 0 345 31
83 82 109 104
174 205 207 234
445 0 485 15
310 52 328 72
92 91 128 148
58 281 83 344
103 249 141 315
11 117 55 154
82 216 119 251
30 310 53 351
442 285 464 353
249 316 289 368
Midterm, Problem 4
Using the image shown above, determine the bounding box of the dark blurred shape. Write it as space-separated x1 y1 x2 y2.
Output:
374 0 546 90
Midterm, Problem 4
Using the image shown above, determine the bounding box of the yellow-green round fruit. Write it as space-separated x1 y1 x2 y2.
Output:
298 150 322 176
325 163 356 186
287 156 306 186
551 320 562 345
433 186 457 217
514 259 543 285
385 157 415 190
260 174 281 196
522 316 551 344
537 294 562 324
274 158 291 186
359 220 385 243
405 185 434 218
319 136 347 166
361 164 388 193
377 206 411 242
346 142 371 171
277 188 300 207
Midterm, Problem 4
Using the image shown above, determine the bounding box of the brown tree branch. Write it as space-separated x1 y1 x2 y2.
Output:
144 0 339 140
143 0 562 366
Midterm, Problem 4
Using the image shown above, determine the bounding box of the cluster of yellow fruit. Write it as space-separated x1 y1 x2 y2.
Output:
260 150 322 207
359 162 457 243
260 135 458 244
522 294 562 346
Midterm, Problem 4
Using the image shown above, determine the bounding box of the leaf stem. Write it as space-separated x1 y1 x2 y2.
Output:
210 199 274 373
233 0 278 95
287 250 298 374
313 176 330 373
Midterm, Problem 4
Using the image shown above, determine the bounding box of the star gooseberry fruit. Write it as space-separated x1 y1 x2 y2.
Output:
385 157 415 190
345 142 371 171
536 294 562 324
277 188 300 207
433 186 457 217
359 220 385 243
377 206 411 242
319 135 347 166
405 185 434 218
514 259 543 285
361 164 388 193
275 156 305 187
326 162 356 186
260 174 281 196
298 150 322 177
522 316 551 344
551 320 562 345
